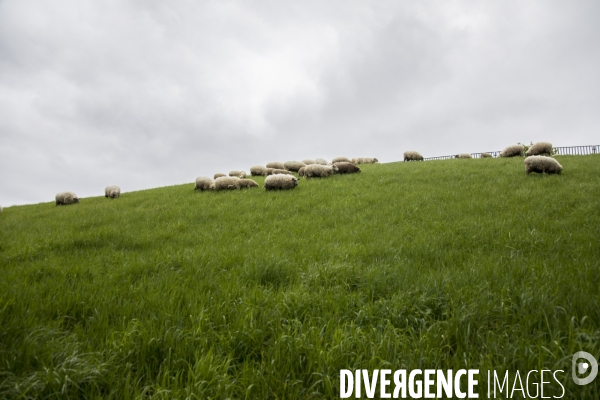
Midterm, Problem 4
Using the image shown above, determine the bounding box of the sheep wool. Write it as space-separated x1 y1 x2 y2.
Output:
235 179 259 189
266 161 285 170
334 162 361 174
284 161 306 172
105 185 121 198
298 167 305 177
55 191 80 206
457 153 472 159
481 153 493 158
266 168 274 175
250 166 268 176
332 156 351 163
304 164 339 178
214 173 226 179
403 151 424 161
214 176 240 191
264 174 298 190
271 169 293 175
229 170 247 179
302 159 316 165
352 157 379 164
500 144 524 158
315 158 330 165
194 177 215 191
524 156 563 175
526 142 553 156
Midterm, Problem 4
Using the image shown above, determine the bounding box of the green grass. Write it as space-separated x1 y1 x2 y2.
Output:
1 155 599 399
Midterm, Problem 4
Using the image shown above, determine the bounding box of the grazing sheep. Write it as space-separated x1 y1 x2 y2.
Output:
304 164 339 178
456 153 472 159
524 156 563 175
266 168 274 175
235 179 259 189
229 170 247 179
302 159 316 165
105 185 121 198
298 167 306 177
55 191 80 206
264 174 298 190
500 144 524 158
266 161 285 170
352 157 379 164
214 173 226 179
194 177 215 191
250 165 268 176
403 151 424 161
315 158 330 165
481 153 493 158
214 176 240 191
271 169 293 175
332 156 351 163
334 162 361 174
284 161 306 172
526 142 553 156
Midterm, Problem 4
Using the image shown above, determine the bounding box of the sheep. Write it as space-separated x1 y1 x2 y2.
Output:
229 170 247 179
104 185 121 198
332 156 351 163
524 156 563 175
235 179 259 189
334 162 361 174
214 176 240 191
266 168 274 175
0 205 3 214
352 157 379 164
500 144 524 158
526 142 553 156
264 174 298 190
302 159 316 165
266 161 285 170
315 158 330 165
456 153 472 159
214 173 226 179
403 151 424 161
284 161 306 172
55 191 80 206
250 165 268 176
481 153 493 158
304 164 339 178
194 177 215 191
271 169 294 175
298 167 306 177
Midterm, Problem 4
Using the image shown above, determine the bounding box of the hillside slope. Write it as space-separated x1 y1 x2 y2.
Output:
1 155 599 398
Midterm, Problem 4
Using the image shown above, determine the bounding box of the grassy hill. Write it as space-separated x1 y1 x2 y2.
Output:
1 155 599 398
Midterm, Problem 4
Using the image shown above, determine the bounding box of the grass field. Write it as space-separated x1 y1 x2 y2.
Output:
1 155 599 399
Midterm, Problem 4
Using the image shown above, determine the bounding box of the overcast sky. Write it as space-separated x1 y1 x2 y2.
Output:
1 1 599 207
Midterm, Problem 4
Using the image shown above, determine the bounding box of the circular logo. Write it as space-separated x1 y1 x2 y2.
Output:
572 351 598 385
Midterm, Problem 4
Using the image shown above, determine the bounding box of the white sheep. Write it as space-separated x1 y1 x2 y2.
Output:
229 170 247 179
55 191 80 206
104 185 121 198
456 153 472 159
194 177 215 191
298 167 306 177
524 156 563 175
481 153 493 158
271 169 293 175
332 156 351 163
250 166 268 176
264 174 298 190
302 159 316 165
304 164 339 178
214 173 226 179
403 151 423 161
235 179 259 189
214 176 240 191
351 157 379 164
315 158 330 165
266 161 285 170
284 161 306 172
526 142 553 156
500 144 524 158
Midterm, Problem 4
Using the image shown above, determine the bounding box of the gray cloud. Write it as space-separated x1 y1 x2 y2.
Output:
1 0 599 206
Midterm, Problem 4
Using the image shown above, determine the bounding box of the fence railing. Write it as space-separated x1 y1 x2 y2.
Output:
421 145 598 161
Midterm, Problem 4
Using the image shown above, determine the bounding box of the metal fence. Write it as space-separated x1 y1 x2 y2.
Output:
422 145 598 161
